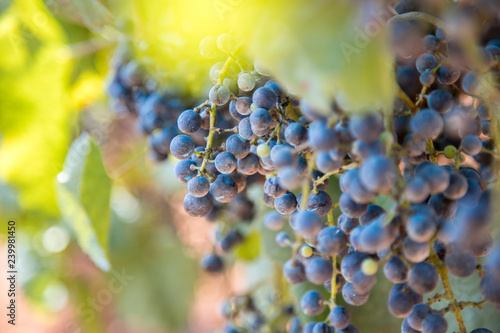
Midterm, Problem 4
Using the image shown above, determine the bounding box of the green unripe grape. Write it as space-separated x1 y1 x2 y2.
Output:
217 33 237 54
254 58 270 76
209 84 230 106
199 36 218 59
209 62 225 84
257 143 270 157
250 103 258 111
223 78 238 95
361 258 378 276
380 131 394 148
444 145 457 159
238 73 256 92
301 245 313 258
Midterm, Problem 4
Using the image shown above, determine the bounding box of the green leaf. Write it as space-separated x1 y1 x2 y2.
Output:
109 220 197 332
45 0 114 31
259 217 293 264
0 0 71 218
233 0 395 113
234 230 261 261
55 134 112 271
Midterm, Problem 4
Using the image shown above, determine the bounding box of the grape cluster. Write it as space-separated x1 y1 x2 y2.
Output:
108 2 500 333
107 44 186 162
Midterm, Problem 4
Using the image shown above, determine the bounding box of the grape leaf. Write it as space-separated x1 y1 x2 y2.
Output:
129 0 394 114
232 0 395 114
0 0 70 218
234 230 261 261
45 0 114 31
56 134 112 271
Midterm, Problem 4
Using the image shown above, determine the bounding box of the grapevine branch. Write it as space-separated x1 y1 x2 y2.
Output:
429 245 467 333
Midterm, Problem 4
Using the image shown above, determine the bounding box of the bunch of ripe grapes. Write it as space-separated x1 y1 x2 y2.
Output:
107 1 500 332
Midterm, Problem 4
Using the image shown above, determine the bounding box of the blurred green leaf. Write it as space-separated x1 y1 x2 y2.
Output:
56 134 112 271
259 218 293 264
233 0 395 113
46 0 114 31
234 230 261 261
0 0 71 219
110 218 197 332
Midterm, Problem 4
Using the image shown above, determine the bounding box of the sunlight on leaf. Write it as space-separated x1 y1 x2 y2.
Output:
56 134 112 271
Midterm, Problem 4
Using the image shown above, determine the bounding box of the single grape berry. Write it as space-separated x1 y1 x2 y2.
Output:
349 113 383 144
285 122 308 147
276 232 291 247
305 256 334 285
317 226 347 256
216 33 237 54
423 35 440 52
416 53 438 73
199 36 218 59
408 262 439 294
407 303 432 331
295 210 324 238
235 96 252 115
177 109 202 134
237 73 256 91
275 192 298 215
342 282 370 306
329 306 351 330
436 65 460 85
427 90 454 114
210 174 238 203
462 135 482 155
214 151 237 174
410 109 444 139
312 323 333 333
170 135 195 160
187 176 210 197
384 255 408 283
183 193 214 217
422 314 447 333
200 253 224 273
300 290 325 316
257 143 271 157
419 69 435 86
252 86 277 110
284 259 307 284
445 248 477 277
226 134 250 159
209 84 230 106
444 145 457 159
359 155 396 194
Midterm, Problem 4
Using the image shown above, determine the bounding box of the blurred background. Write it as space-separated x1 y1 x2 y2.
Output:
0 0 499 332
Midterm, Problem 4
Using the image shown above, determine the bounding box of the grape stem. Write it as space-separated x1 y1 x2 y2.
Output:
301 151 317 208
193 100 210 112
427 292 447 305
429 244 467 333
199 104 217 175
214 126 238 134
458 300 487 310
265 123 281 145
396 88 418 114
415 86 428 107
313 162 360 191
426 139 437 163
